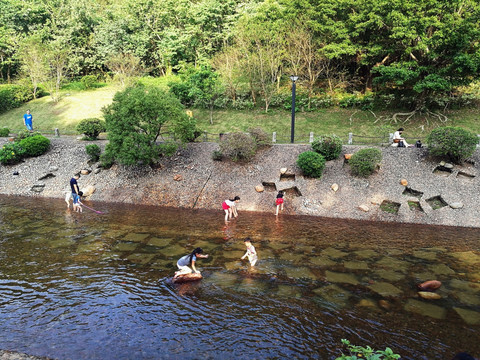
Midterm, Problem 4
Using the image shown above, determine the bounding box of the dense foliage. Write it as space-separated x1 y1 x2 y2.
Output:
0 142 24 165
0 133 50 165
1 0 480 111
349 148 382 177
426 126 478 164
102 84 194 166
0 84 34 113
76 118 106 140
18 134 50 157
85 144 101 162
0 128 9 137
296 151 326 178
311 135 343 161
219 132 257 162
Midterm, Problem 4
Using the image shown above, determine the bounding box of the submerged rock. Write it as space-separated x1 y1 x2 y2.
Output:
368 282 403 297
418 291 442 300
325 271 359 285
453 307 480 325
404 299 446 319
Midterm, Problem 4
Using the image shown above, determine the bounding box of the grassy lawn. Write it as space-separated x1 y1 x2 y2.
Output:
1 80 479 143
0 85 121 135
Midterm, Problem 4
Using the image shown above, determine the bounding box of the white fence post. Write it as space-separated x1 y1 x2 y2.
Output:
309 132 314 143
348 133 353 145
272 132 277 143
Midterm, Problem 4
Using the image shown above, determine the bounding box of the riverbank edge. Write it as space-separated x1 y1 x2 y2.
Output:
1 136 479 228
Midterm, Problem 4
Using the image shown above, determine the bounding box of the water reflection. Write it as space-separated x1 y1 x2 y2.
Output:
0 195 479 360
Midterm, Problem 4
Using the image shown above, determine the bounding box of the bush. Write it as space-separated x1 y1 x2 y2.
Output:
349 148 382 177
80 75 98 90
0 84 34 114
100 146 115 169
76 118 106 140
248 127 271 147
157 142 178 157
311 135 343 161
85 144 101 162
0 128 10 137
15 130 40 141
0 142 25 165
426 126 478 164
18 134 50 157
212 150 223 161
297 151 326 178
219 132 257 162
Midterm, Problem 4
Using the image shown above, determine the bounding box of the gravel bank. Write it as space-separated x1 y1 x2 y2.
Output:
1 136 479 228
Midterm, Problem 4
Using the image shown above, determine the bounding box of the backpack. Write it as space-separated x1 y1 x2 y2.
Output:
415 140 422 148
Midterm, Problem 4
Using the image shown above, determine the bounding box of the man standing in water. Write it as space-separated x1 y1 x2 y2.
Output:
23 109 33 131
69 173 81 210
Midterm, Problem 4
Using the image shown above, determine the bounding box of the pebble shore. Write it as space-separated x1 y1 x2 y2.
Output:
1 136 480 228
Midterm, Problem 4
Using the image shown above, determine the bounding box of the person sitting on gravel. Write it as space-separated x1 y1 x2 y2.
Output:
391 128 413 147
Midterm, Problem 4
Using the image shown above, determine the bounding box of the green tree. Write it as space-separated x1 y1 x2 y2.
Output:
188 66 224 124
102 85 194 166
18 35 48 99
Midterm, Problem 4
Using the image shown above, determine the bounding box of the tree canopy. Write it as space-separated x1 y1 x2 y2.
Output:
1 0 480 110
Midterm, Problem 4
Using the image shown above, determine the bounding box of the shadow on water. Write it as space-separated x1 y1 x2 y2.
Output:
0 195 479 360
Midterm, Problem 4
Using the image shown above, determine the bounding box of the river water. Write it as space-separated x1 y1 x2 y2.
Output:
0 195 479 360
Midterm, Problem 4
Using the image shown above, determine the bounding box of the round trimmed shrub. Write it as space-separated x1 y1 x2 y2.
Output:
311 134 343 160
18 134 50 157
297 151 326 178
0 128 9 137
349 148 382 177
86 144 101 162
426 126 478 164
219 132 257 162
0 142 25 165
76 118 106 140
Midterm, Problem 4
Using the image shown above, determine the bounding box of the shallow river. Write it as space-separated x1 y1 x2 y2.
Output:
0 195 479 360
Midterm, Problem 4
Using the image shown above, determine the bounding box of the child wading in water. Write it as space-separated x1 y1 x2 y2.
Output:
174 247 209 279
241 237 257 266
222 196 240 222
73 191 84 212
275 191 284 216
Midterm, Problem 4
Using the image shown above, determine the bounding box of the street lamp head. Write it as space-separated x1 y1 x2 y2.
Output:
290 75 299 82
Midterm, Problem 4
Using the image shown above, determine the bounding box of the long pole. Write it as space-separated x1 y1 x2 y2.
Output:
291 80 296 144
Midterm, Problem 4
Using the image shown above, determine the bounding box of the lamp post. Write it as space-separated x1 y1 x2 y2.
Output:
290 75 298 143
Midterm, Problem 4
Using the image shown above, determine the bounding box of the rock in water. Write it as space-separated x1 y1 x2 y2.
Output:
417 280 442 291
172 273 203 284
418 291 442 300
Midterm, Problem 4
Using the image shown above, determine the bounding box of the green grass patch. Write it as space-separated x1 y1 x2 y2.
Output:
1 77 480 141
0 84 120 134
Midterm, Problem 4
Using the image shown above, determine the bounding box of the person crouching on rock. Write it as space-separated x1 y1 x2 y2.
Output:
174 247 209 279
222 196 240 222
